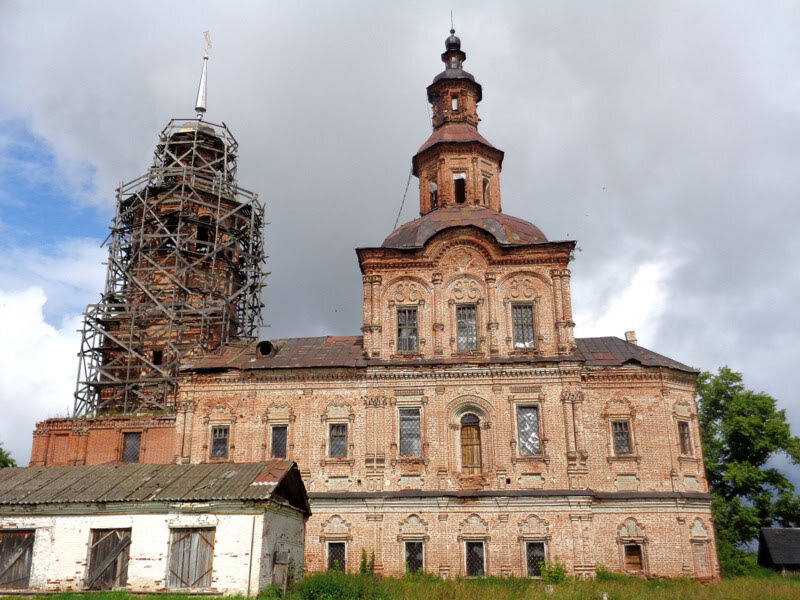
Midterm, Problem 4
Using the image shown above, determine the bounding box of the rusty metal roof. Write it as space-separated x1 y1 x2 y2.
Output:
187 336 694 373
576 337 696 372
0 461 309 514
381 206 548 249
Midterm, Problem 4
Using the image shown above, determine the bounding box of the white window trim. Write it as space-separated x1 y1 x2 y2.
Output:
397 403 423 458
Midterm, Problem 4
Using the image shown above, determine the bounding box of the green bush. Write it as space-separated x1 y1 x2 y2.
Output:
540 557 568 583
595 563 631 582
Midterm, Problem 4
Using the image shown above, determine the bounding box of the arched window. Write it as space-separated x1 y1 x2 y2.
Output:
460 414 481 474
429 181 438 210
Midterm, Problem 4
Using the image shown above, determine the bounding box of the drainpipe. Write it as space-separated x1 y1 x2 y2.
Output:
247 513 257 597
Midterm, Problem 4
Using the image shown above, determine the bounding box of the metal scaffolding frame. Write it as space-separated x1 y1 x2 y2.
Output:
74 119 266 416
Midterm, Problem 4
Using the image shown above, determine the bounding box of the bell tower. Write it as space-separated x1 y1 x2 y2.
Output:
413 29 505 215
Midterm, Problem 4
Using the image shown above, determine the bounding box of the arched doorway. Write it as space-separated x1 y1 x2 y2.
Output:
460 414 482 474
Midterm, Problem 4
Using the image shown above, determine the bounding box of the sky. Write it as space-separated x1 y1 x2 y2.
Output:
0 1 798 484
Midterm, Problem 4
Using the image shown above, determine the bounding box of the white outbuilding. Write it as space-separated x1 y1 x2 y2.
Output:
0 461 310 595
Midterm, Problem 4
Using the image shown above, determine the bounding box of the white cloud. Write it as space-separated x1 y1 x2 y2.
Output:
0 288 80 464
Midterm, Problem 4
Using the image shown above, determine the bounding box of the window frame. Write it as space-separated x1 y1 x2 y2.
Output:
455 303 479 352
511 304 536 350
515 404 542 457
398 406 422 457
271 424 288 459
167 527 215 589
524 540 547 578
464 540 486 577
459 413 482 474
396 306 419 354
622 543 645 574
121 431 142 463
328 422 348 459
326 541 347 572
611 419 633 456
677 420 693 456
404 540 425 574
210 425 230 460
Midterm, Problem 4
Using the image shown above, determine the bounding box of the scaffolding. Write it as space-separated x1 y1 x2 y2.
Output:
74 119 266 416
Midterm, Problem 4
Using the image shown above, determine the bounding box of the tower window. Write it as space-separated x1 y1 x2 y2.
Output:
482 178 489 204
429 181 438 210
451 94 459 111
152 349 163 366
512 305 535 349
196 217 212 253
397 308 418 353
456 304 478 351
678 421 693 455
454 176 466 204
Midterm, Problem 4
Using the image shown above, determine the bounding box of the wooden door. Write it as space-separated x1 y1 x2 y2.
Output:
460 414 482 475
168 528 215 588
0 530 35 588
86 529 131 590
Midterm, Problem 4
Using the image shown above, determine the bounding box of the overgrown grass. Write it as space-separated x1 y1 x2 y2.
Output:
8 573 800 600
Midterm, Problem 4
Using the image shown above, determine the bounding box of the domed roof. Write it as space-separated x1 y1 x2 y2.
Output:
382 206 548 249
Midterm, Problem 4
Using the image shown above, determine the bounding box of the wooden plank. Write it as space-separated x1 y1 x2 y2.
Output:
86 535 130 588
0 533 35 582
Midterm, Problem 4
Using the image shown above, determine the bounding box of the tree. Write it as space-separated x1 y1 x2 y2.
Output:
0 442 15 468
696 367 800 573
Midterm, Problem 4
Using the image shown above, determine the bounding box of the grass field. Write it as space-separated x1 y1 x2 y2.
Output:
9 573 800 600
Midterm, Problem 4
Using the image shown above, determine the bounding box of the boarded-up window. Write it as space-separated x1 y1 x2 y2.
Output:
678 421 693 456
405 541 423 573
86 529 131 590
460 414 481 475
327 542 346 571
623 544 643 573
456 305 478 351
517 406 541 455
526 542 545 577
0 530 35 588
465 541 485 576
329 424 347 458
399 408 421 456
693 542 708 575
168 528 215 588
122 433 141 463
271 426 287 459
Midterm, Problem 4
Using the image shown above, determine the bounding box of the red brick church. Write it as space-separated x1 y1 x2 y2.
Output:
30 30 719 580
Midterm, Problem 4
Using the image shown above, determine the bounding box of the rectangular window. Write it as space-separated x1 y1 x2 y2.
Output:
525 542 546 577
623 544 643 573
465 541 485 577
327 542 346 571
397 308 418 353
692 542 708 574
0 530 35 588
678 421 693 456
612 421 632 455
456 305 478 351
329 424 347 458
512 305 535 349
271 425 288 459
211 426 229 459
86 529 131 590
399 408 421 456
405 541 424 573
168 528 215 588
122 432 141 463
451 95 459 110
517 406 541 455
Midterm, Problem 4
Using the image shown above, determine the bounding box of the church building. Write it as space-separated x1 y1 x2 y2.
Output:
29 30 718 581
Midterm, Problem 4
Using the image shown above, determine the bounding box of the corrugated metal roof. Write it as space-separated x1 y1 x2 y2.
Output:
0 460 300 506
187 336 695 373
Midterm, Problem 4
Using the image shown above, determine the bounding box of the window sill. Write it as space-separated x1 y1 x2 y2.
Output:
321 457 355 466
606 454 640 463
678 454 699 463
511 454 549 465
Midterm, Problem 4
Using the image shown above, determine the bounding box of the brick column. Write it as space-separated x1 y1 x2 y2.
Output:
485 272 499 354
432 273 444 354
